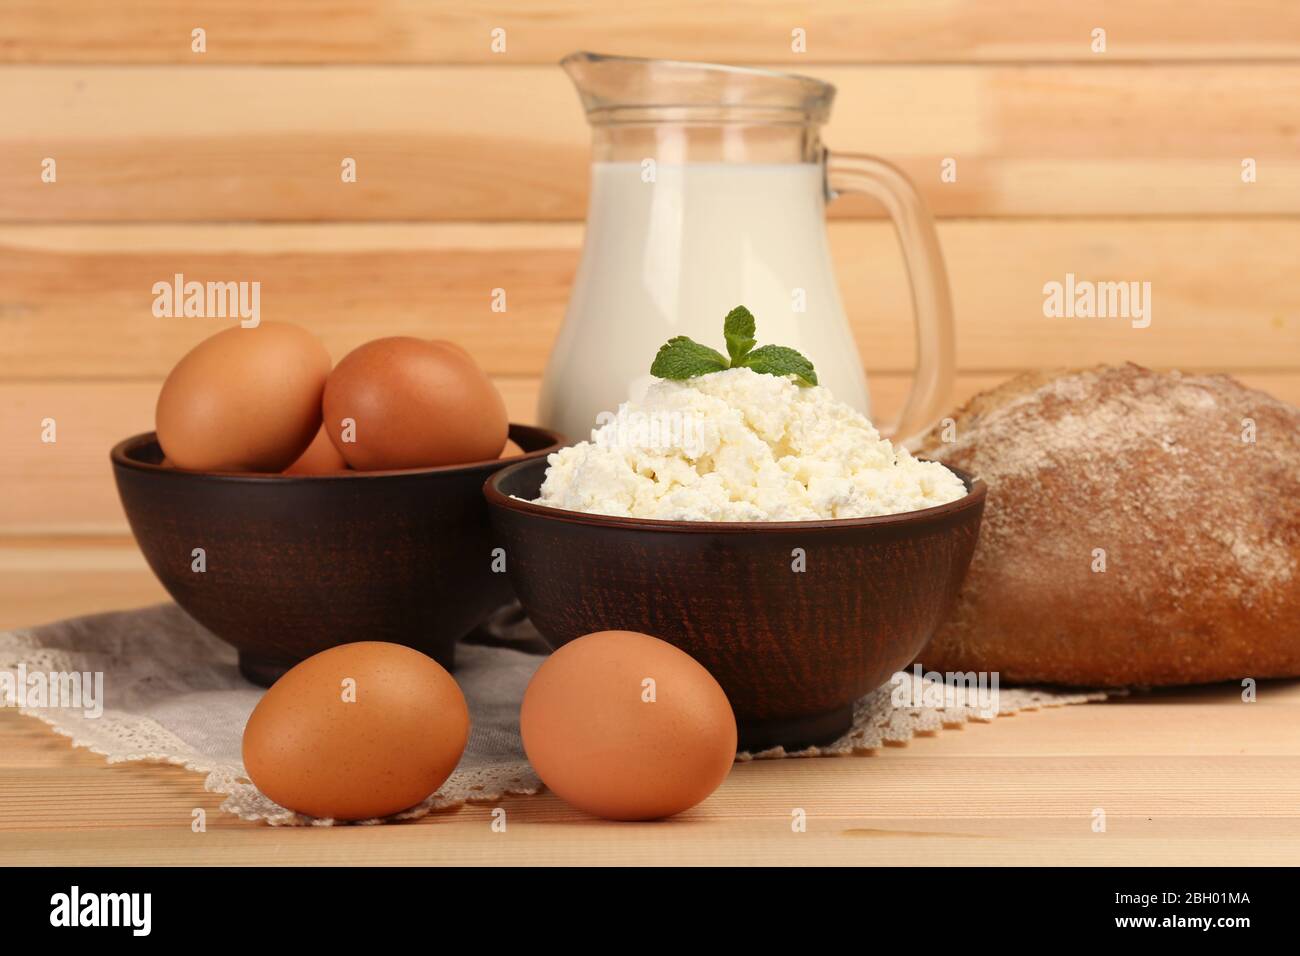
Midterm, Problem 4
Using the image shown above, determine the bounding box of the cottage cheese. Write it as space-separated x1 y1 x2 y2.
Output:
532 367 967 521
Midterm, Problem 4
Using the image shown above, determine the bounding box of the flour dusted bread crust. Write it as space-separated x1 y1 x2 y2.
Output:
918 364 1300 686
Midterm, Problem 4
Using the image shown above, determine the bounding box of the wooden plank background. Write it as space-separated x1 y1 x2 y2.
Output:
1 3 1298 538
3 1 1299 64
3 65 1300 220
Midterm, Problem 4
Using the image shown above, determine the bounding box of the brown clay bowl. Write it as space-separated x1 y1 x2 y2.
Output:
485 457 987 752
111 424 566 686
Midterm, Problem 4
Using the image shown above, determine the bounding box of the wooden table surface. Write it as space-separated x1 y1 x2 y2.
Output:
2 538 1298 867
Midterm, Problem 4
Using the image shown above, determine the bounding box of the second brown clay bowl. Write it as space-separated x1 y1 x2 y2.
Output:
485 457 987 752
112 424 565 686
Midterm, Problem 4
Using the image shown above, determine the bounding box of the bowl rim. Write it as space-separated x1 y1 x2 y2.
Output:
484 454 987 534
111 424 569 482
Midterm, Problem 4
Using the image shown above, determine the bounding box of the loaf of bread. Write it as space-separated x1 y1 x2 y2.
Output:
918 363 1300 686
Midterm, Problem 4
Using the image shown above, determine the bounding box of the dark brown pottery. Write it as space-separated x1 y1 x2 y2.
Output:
485 457 986 752
112 424 565 686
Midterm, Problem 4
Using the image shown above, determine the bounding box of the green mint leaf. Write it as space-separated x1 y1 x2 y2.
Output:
722 305 757 365
738 344 819 387
650 336 730 380
649 305 818 386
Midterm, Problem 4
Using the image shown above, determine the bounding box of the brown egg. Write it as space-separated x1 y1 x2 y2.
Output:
156 322 330 472
520 630 737 821
499 439 524 459
323 337 508 470
242 642 470 820
430 339 472 361
283 424 349 475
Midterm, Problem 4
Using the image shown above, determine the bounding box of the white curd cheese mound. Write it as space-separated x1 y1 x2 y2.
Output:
532 367 968 521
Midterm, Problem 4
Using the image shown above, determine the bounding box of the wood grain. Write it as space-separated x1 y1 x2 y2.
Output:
0 538 166 627
0 615 1296 865
3 65 1299 221
3 220 1298 382
2 1 1298 64
3 811 1297 866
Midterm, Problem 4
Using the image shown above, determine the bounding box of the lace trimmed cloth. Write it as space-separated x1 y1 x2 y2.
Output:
0 603 1107 825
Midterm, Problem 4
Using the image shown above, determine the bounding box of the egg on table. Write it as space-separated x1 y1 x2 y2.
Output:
520 630 737 821
242 642 470 821
156 322 331 472
322 337 508 470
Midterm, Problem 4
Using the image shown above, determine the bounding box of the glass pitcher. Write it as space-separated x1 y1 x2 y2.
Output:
539 52 954 447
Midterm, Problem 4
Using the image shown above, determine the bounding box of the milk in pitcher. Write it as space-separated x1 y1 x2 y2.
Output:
539 161 869 441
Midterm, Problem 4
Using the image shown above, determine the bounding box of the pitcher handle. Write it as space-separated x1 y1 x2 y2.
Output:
826 152 955 447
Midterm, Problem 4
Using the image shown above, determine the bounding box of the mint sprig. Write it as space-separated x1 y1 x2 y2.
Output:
650 305 818 387
649 336 729 379
723 305 757 365
736 344 817 387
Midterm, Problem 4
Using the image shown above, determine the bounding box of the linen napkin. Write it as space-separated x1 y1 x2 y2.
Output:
0 603 1106 825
